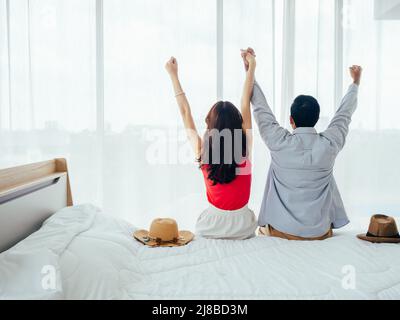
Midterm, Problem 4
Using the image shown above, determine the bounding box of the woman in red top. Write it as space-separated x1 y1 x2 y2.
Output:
165 49 257 240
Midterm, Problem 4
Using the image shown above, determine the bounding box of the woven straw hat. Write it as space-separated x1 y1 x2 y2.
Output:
133 218 194 247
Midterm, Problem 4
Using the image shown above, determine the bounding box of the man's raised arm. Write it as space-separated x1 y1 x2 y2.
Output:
251 80 290 150
322 65 362 152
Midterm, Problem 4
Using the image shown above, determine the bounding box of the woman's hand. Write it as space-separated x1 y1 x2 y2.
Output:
241 47 256 71
165 57 178 77
245 52 256 70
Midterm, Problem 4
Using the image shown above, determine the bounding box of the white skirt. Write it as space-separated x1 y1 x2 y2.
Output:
195 204 258 240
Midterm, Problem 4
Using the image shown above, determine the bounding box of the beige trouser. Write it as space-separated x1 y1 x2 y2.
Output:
259 225 333 241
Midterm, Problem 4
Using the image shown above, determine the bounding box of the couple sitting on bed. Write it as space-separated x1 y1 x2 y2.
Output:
165 47 362 241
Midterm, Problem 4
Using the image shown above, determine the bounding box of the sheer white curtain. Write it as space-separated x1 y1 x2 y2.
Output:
337 0 400 227
0 0 399 230
102 0 216 226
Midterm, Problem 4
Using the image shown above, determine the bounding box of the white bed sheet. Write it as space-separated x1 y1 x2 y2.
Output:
1 204 400 300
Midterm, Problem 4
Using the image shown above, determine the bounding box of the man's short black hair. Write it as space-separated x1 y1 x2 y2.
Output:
290 95 320 128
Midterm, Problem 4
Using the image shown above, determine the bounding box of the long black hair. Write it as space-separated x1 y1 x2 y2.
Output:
199 101 247 185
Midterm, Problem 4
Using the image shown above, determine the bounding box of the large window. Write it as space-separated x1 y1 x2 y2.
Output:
0 0 399 229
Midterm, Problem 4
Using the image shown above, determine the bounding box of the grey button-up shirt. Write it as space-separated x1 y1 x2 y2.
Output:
251 81 359 237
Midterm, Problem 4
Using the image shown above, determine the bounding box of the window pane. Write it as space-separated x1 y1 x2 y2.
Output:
343 0 400 130
223 0 275 105
104 0 216 130
294 0 335 131
21 0 96 131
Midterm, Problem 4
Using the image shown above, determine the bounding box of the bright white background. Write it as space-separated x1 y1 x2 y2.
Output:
0 0 399 230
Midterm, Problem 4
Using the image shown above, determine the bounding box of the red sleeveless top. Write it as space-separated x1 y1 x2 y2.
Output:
201 159 252 210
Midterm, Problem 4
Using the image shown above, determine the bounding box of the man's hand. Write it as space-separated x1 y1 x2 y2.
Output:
350 65 362 85
241 47 256 72
165 57 178 77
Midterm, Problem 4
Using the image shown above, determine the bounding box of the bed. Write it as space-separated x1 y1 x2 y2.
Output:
0 160 399 300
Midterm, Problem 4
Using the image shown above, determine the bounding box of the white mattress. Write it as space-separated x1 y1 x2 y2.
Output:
1 204 400 300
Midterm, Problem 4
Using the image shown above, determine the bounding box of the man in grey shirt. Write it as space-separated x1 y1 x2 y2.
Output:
242 48 362 239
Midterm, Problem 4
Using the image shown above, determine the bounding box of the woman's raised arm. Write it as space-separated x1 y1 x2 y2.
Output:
165 57 202 160
240 50 256 155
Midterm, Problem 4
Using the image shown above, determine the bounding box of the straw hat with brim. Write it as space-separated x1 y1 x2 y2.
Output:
357 214 400 244
133 218 194 247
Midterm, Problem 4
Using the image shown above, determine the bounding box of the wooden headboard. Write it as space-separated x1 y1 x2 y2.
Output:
0 159 73 253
